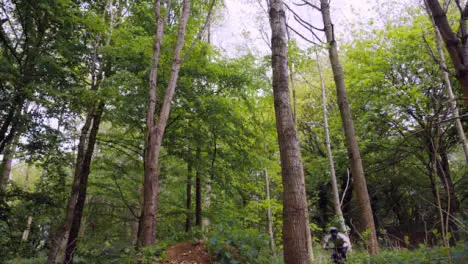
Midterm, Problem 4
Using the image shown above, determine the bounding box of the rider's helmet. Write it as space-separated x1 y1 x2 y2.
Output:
328 226 338 238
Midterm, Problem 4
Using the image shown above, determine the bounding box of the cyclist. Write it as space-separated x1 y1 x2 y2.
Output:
322 227 351 261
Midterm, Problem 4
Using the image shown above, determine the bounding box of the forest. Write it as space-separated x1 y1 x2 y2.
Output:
0 0 467 263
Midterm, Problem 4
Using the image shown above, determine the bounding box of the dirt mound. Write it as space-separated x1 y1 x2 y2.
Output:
164 241 214 264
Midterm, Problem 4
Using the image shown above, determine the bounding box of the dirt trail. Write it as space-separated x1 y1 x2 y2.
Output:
164 241 214 264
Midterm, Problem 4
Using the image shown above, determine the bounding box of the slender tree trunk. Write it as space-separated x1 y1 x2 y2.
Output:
268 0 312 262
0 90 25 155
202 180 211 231
22 216 33 242
47 105 96 264
426 0 468 103
138 0 166 248
48 0 115 258
21 165 34 242
139 0 191 247
262 140 276 255
435 177 449 248
316 53 347 234
435 142 460 234
23 164 30 191
63 102 105 264
195 146 202 227
131 219 139 246
185 158 193 232
319 0 379 254
286 28 297 125
78 205 88 240
430 130 451 254
264 167 276 255
433 117 454 263
305 210 314 263
202 132 216 231
1 143 14 192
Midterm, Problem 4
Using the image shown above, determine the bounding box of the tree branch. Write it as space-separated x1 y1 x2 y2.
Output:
436 112 468 124
111 173 139 220
284 3 324 32
0 5 20 45
0 21 21 64
182 0 217 62
293 14 324 43
422 34 456 75
297 0 321 11
286 23 320 45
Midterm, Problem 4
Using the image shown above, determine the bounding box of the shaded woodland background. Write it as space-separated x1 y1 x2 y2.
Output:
0 0 467 263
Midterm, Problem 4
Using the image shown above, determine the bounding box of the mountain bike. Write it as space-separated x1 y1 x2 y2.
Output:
326 246 347 264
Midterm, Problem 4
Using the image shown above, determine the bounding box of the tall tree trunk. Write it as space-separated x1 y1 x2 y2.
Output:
1 143 14 192
22 165 34 242
202 180 211 231
195 145 202 227
48 0 115 258
202 131 216 231
22 216 33 242
138 0 191 247
426 0 468 103
430 125 451 250
268 0 312 262
436 142 460 226
0 89 25 155
23 164 30 191
138 0 165 248
264 167 276 255
131 219 139 246
47 105 96 264
262 140 276 255
319 0 379 254
185 158 193 232
63 102 105 264
316 52 347 234
429 10 468 162
286 28 297 125
305 209 314 263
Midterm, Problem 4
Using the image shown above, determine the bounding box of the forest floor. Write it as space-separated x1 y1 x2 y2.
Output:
164 241 214 264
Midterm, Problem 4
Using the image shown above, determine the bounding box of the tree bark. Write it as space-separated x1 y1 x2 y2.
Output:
138 0 165 246
21 165 34 243
47 104 96 264
430 11 468 162
138 0 191 247
319 0 379 254
264 167 276 255
23 164 30 191
138 0 168 247
426 0 468 103
202 132 216 231
1 142 14 192
305 211 314 263
316 52 347 234
436 142 460 225
185 158 193 232
202 180 211 231
268 0 312 262
263 140 276 255
63 102 105 264
430 126 451 249
48 0 115 259
0 88 25 155
22 216 33 242
195 146 202 227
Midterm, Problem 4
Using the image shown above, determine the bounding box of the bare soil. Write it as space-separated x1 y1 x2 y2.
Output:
164 241 214 264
